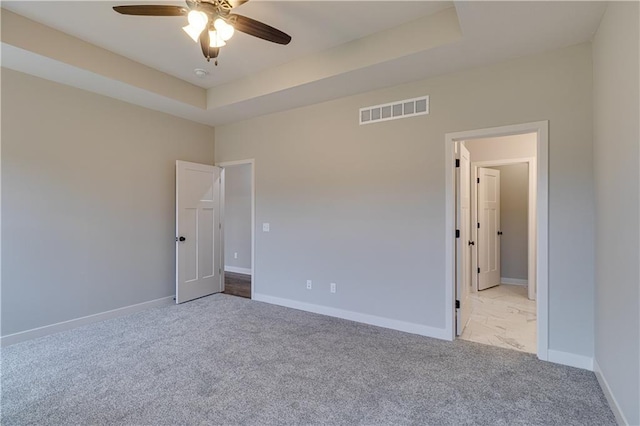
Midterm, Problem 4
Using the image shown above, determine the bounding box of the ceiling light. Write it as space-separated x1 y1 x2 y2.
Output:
209 30 226 48
113 3 292 63
214 18 235 41
187 10 208 32
182 24 202 43
182 10 208 43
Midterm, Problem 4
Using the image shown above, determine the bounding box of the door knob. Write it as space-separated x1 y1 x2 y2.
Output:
497 231 503 235
468 241 475 246
176 236 186 242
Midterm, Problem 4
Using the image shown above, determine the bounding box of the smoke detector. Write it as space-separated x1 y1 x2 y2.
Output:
194 68 209 78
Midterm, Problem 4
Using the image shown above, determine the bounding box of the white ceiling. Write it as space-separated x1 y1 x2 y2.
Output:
2 1 452 88
1 1 607 126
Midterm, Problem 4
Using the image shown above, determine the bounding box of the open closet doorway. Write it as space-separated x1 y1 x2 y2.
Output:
218 160 255 299
445 121 549 361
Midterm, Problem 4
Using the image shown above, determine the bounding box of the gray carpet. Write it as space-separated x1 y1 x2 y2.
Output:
1 294 615 425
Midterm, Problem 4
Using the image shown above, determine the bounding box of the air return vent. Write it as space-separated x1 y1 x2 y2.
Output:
359 96 429 125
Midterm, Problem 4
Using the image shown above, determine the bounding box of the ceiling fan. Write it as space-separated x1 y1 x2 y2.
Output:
113 0 291 65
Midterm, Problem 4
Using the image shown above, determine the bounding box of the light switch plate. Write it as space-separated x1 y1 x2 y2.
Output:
262 223 270 232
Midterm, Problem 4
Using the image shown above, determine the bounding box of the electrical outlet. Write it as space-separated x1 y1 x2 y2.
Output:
306 280 312 290
330 282 336 293
234 252 238 259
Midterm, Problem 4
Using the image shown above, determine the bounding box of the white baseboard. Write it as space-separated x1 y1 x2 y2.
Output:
547 349 594 371
594 359 629 425
0 296 175 347
501 277 528 286
253 293 450 341
224 266 252 275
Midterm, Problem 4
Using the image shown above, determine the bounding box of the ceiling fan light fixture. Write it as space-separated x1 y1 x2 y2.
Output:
209 30 227 48
214 18 235 41
182 24 202 42
113 2 293 62
187 10 208 32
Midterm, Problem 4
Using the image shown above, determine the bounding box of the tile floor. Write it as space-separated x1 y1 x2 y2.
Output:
459 284 536 353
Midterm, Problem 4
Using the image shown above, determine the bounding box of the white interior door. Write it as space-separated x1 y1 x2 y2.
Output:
478 167 501 290
456 144 472 336
176 161 222 304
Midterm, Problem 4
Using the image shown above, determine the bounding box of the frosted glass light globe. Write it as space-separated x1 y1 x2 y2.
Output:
188 10 208 32
214 18 235 41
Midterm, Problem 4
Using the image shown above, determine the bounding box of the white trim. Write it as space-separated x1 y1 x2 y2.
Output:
547 349 593 371
216 159 256 299
527 157 537 301
0 296 175 347
445 132 457 339
445 121 549 361
501 277 528 286
594 360 629 425
219 167 226 294
472 157 534 167
216 159 254 167
253 293 451 341
224 266 252 275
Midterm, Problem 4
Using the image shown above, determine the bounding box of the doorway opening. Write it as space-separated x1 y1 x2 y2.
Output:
218 159 255 299
445 121 549 361
466 149 536 352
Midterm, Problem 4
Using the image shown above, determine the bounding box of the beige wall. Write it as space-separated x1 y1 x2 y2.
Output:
1 69 215 336
215 43 595 358
494 164 528 281
592 2 640 424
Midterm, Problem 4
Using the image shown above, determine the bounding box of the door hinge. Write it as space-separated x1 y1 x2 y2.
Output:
477 222 480 229
219 268 222 274
455 229 460 238
219 223 222 229
477 267 480 274
477 177 480 184
455 300 460 309
455 159 460 168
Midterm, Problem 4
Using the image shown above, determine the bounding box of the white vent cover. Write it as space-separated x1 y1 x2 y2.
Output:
359 96 429 125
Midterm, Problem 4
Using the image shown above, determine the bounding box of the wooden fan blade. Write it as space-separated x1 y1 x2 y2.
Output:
230 14 291 45
113 5 187 16
227 0 249 8
199 30 220 61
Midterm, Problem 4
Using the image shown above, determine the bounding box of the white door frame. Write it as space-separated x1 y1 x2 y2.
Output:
445 121 548 361
216 159 256 299
471 157 537 301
